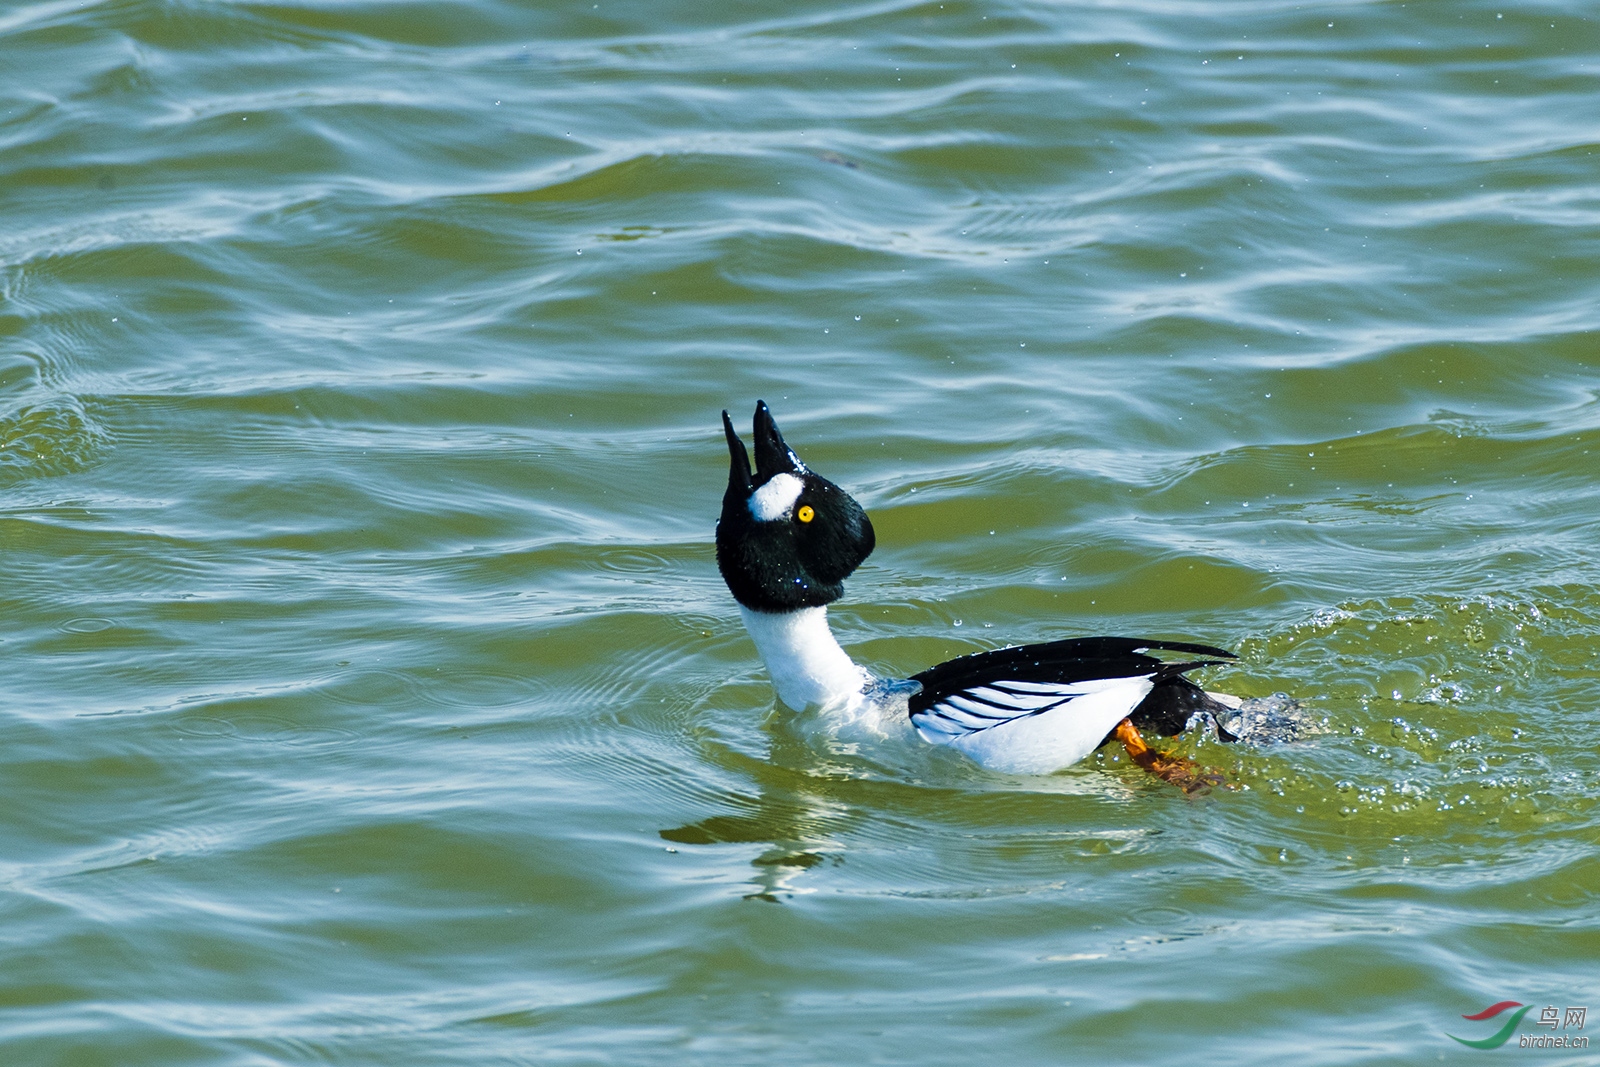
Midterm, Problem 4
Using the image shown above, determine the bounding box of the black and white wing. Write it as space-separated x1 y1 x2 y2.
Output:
908 677 1131 743
906 637 1234 773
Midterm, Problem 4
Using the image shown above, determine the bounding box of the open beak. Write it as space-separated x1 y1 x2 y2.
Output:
752 400 805 480
722 410 753 496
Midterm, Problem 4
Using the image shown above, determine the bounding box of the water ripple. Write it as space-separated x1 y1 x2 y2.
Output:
5 0 1600 1062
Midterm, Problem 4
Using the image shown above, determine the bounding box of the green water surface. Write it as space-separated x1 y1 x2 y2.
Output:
2 0 1598 1063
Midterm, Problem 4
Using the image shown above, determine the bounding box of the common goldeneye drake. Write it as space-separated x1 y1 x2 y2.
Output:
715 401 1287 788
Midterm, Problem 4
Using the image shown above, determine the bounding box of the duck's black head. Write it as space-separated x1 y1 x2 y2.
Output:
715 401 875 613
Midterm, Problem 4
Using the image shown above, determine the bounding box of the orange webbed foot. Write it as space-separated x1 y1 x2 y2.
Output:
1113 719 1229 795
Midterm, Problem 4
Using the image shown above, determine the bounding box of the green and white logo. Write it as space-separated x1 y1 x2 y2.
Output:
1449 1001 1588 1050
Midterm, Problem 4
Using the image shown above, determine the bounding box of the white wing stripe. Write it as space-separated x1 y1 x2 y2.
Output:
935 700 1014 727
984 679 1081 695
945 693 1055 717
964 686 1067 710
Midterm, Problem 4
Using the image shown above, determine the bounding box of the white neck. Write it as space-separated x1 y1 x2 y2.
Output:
738 605 869 712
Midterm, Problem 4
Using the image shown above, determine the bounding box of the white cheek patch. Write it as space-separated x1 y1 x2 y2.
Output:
749 472 804 522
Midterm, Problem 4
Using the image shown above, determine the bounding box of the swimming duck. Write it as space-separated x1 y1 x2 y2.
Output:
716 401 1265 788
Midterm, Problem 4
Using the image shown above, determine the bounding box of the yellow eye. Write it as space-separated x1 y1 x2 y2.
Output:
796 505 815 523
